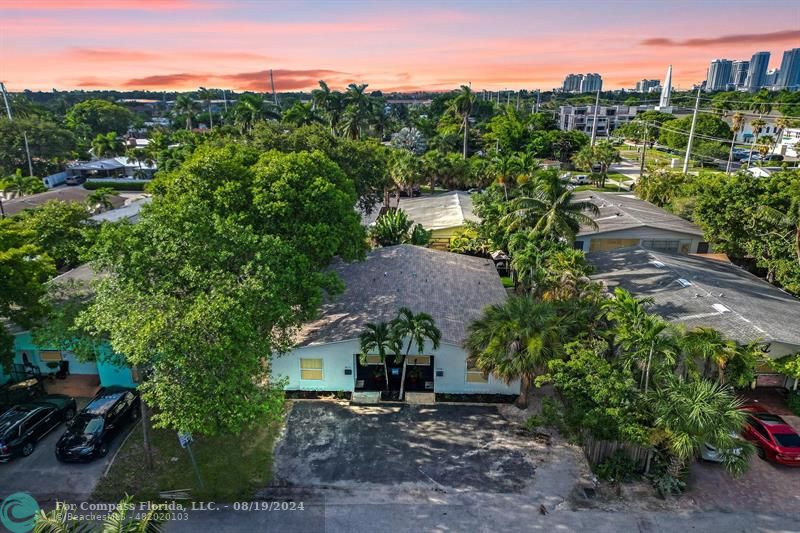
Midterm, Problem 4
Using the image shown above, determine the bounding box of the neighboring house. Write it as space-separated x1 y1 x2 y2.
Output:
68 157 156 180
397 191 478 249
573 191 707 254
89 196 151 223
588 246 800 388
270 245 519 398
773 127 799 158
2 186 125 217
558 104 640 137
1 265 136 394
746 166 786 178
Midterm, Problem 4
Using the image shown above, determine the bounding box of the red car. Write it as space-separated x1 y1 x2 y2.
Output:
740 405 800 466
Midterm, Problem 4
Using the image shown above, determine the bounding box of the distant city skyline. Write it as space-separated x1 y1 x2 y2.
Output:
1 0 799 92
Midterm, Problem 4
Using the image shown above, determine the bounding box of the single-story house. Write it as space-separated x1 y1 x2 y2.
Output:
270 245 519 398
2 186 125 217
89 196 151 224
588 246 800 388
397 191 478 249
68 157 156 180
573 191 707 254
1 264 136 395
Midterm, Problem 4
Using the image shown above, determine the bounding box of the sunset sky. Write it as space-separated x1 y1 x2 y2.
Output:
1 0 798 93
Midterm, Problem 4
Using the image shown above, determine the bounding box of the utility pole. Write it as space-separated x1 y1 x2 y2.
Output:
222 89 229 113
269 69 278 106
682 87 702 174
535 91 541 113
640 121 649 176
590 86 601 147
515 91 520 110
506 89 511 106
1 81 34 178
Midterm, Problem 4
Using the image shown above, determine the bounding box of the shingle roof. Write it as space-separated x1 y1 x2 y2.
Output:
397 191 478 231
574 191 703 237
588 247 800 354
294 245 506 347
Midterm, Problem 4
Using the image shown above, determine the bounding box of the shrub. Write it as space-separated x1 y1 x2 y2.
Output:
84 180 148 191
786 393 800 417
595 450 640 483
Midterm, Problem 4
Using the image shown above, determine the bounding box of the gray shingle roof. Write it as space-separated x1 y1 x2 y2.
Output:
3 187 124 217
574 191 703 237
294 245 506 347
588 247 800 354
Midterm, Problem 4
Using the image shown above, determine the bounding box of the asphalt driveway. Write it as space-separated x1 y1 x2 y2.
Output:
0 417 132 504
273 402 538 493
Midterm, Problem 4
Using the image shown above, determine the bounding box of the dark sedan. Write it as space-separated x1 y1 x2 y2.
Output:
56 387 140 462
0 395 77 461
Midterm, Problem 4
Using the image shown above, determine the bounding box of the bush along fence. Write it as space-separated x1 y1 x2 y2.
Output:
582 432 652 473
84 180 149 191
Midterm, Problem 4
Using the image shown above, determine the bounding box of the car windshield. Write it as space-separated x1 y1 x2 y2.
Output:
774 433 800 448
71 415 103 435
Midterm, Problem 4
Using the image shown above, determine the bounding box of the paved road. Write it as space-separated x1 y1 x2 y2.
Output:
165 505 800 532
0 421 129 503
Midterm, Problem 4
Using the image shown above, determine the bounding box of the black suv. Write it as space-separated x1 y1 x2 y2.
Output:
55 387 140 462
0 395 77 461
0 379 45 415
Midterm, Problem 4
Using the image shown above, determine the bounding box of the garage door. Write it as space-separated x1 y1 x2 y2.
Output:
589 238 640 252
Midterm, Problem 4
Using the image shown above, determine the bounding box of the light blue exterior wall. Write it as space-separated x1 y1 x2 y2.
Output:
271 338 520 396
7 331 135 388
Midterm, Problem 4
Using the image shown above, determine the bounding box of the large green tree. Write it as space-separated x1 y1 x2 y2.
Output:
65 99 133 141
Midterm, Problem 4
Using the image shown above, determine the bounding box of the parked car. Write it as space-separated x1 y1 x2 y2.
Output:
570 174 591 185
55 387 140 462
740 405 800 466
700 431 743 463
0 379 45 415
64 175 86 186
0 395 77 461
398 186 422 198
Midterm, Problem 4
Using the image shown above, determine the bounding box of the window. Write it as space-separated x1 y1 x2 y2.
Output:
363 355 383 366
407 356 431 366
641 240 680 253
300 358 324 380
466 363 489 384
21 409 48 433
39 350 63 362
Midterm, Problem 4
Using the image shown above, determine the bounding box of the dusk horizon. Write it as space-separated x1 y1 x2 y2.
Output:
2 0 799 93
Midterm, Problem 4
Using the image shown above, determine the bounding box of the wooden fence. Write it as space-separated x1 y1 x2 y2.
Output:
582 433 651 472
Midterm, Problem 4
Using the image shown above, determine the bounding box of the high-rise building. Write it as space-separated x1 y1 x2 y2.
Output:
776 48 800 90
561 73 603 93
745 51 770 91
657 65 673 110
706 59 733 91
635 79 660 92
731 60 750 89
765 69 780 87
580 73 602 93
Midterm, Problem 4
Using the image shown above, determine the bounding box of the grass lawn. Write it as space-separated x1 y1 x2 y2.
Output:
93 416 282 502
620 148 703 171
500 276 514 288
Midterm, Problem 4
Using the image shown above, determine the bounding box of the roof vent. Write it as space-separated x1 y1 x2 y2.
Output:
676 278 693 287
650 261 665 268
712 303 730 313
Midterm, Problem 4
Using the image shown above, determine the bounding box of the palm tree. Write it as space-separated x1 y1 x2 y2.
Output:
391 308 441 400
500 173 599 241
86 187 115 214
312 81 343 135
680 326 737 383
491 151 515 201
758 193 800 264
33 495 162 532
341 83 373 139
726 112 745 174
464 296 566 408
281 101 322 127
512 152 539 186
359 322 400 391
756 134 775 160
2 168 44 198
449 85 475 159
389 150 423 200
232 93 279 133
572 141 620 188
774 116 792 148
616 312 677 393
91 132 121 158
369 208 430 247
746 117 766 166
649 379 752 480
197 87 214 129
173 94 199 131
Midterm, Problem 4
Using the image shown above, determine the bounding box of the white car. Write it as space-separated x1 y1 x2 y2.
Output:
570 174 591 185
701 433 743 462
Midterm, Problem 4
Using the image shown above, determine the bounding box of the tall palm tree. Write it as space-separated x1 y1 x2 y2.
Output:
341 83 373 139
312 81 344 135
232 93 279 133
774 116 791 148
2 168 44 198
756 134 775 160
680 326 737 383
758 193 800 264
173 94 199 131
33 495 163 532
389 150 422 200
464 297 566 408
512 152 539 186
359 322 400 391
726 112 745 174
449 85 475 159
86 187 115 214
616 312 677 393
649 379 752 480
197 87 214 129
391 307 441 400
91 132 121 158
281 101 322 127
491 151 515 201
500 173 599 241
746 117 766 166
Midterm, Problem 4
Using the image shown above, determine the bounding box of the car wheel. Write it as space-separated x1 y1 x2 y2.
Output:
756 446 766 460
64 408 76 420
98 443 109 457
22 442 35 457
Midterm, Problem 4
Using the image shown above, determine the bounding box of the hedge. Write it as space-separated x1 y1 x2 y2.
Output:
84 180 148 191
